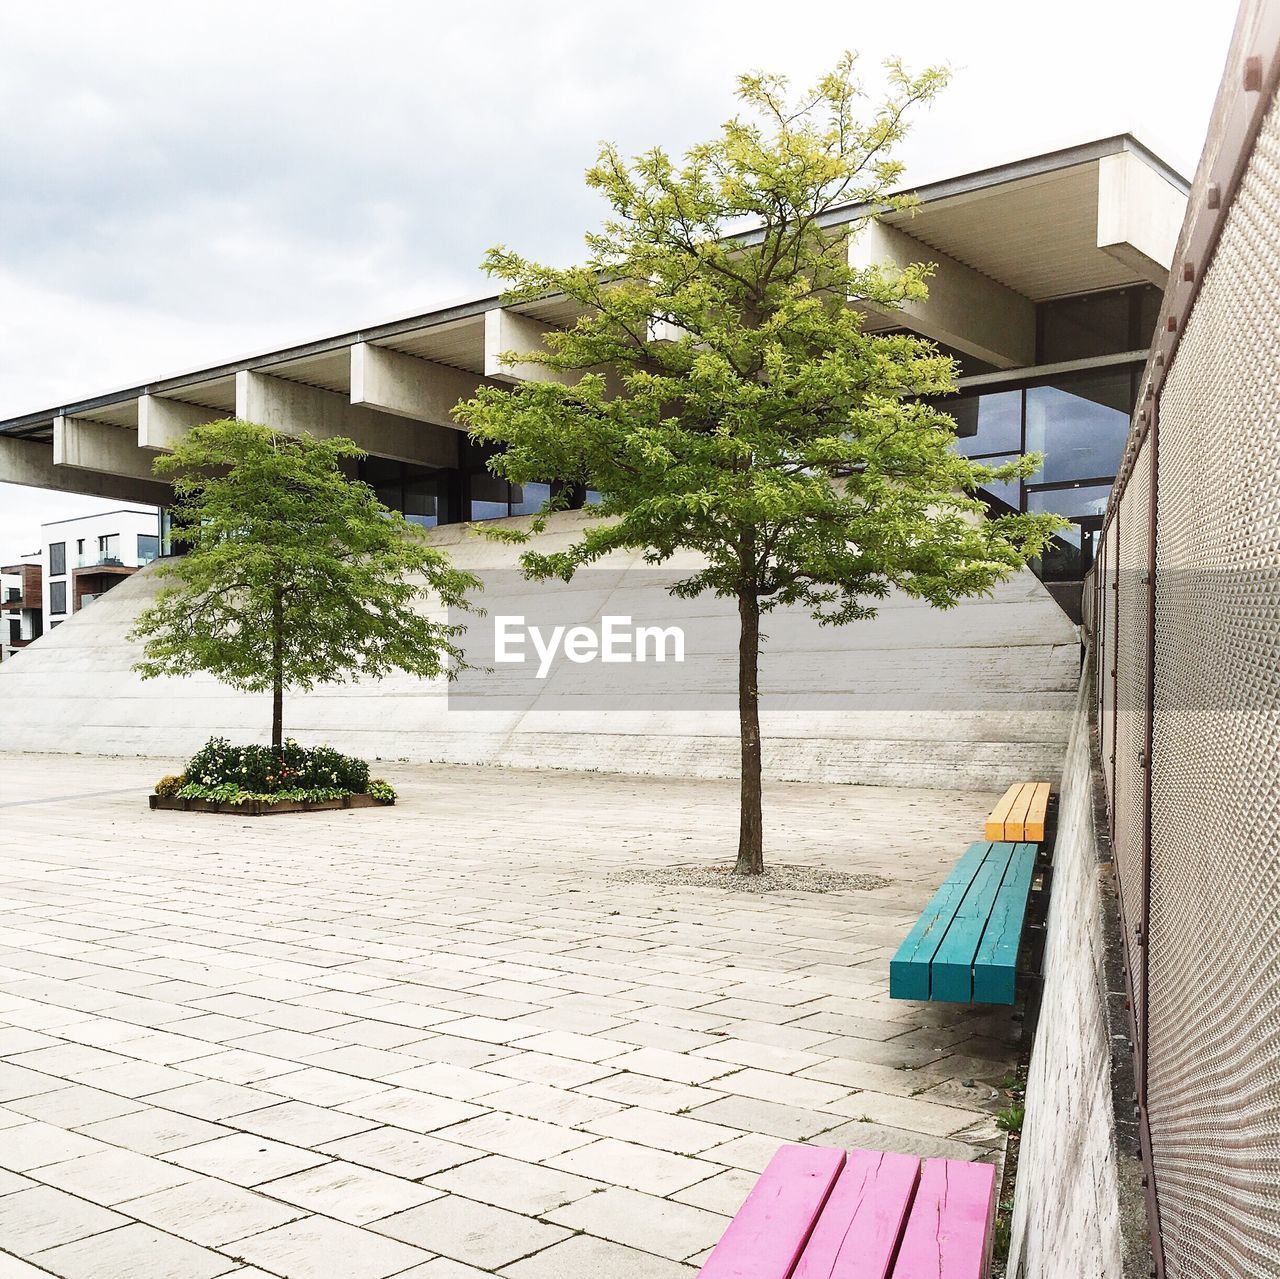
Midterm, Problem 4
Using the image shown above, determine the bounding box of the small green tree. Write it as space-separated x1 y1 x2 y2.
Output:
131 419 477 749
458 57 1062 874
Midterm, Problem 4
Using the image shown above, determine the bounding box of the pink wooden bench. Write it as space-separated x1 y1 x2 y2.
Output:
697 1144 997 1279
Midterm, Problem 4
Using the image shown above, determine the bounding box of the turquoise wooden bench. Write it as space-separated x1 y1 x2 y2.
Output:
890 840 1040 1004
698 1143 997 1278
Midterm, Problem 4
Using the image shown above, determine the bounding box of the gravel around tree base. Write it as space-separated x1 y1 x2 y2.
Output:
610 864 891 894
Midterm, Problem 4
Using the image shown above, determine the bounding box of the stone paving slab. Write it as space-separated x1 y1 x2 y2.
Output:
0 753 1017 1276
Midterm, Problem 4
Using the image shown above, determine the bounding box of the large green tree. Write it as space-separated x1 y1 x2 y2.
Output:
131 419 477 748
458 57 1061 873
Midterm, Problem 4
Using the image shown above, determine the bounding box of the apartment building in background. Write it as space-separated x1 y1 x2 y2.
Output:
0 556 42 660
42 508 160 628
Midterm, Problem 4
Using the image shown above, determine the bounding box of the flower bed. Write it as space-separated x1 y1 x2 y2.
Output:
151 737 396 815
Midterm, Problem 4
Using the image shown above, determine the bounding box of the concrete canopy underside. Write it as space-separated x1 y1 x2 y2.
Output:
0 135 1186 497
0 511 1079 790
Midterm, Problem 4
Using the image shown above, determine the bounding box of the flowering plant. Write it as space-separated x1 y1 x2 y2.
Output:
177 737 371 796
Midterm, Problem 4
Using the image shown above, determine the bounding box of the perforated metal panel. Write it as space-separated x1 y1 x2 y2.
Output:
1099 520 1118 809
1141 99 1280 1279
1082 556 1095 635
1113 436 1152 1048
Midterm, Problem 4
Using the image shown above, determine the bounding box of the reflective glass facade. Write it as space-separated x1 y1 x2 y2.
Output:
356 452 579 528
926 283 1160 583
346 287 1157 582
934 361 1141 581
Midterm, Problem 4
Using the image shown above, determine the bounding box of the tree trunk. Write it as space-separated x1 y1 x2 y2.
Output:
734 583 764 875
271 588 284 752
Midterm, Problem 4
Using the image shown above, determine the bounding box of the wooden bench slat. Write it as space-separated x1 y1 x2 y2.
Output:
792 1149 920 1279
893 1158 997 1278
972 843 1038 1004
697 1143 846 1278
889 843 994 1001
930 843 1018 1003
982 784 1022 841
1002 784 1036 840
1024 781 1051 841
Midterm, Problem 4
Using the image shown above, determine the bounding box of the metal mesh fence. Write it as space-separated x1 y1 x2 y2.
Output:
1099 519 1118 810
1114 436 1152 1055
1084 88 1280 1279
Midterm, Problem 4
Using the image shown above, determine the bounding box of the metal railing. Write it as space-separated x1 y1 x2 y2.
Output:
1083 7 1280 1274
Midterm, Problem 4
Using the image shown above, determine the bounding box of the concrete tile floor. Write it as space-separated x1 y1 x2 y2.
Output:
0 754 1018 1277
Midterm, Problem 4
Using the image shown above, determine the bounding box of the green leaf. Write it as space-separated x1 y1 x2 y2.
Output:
131 421 479 739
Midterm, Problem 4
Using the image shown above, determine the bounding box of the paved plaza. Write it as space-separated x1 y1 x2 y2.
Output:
0 754 1017 1277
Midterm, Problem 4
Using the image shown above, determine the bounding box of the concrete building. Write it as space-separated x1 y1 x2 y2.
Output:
0 136 1188 784
0 556 42 660
40 507 160 626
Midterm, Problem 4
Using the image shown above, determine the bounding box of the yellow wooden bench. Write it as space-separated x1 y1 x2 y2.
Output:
984 781 1051 841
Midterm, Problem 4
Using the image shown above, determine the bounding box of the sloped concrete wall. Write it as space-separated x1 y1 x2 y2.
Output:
0 510 1079 788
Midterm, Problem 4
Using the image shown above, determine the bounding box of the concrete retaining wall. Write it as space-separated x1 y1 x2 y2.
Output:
1008 670 1147 1276
0 510 1079 789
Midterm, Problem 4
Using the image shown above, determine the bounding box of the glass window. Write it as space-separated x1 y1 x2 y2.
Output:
1024 369 1131 484
945 390 1021 458
972 454 1022 512
137 534 159 564
1038 290 1133 362
99 534 120 563
49 542 65 576
1136 285 1163 349
404 476 449 528
1035 524 1088 581
511 482 551 517
50 581 66 614
1026 483 1112 520
357 458 465 527
359 456 403 487
469 473 511 522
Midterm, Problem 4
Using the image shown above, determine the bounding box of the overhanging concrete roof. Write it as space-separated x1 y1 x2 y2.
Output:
0 134 1187 500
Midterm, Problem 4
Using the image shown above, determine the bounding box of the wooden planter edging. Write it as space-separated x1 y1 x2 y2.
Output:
149 793 393 816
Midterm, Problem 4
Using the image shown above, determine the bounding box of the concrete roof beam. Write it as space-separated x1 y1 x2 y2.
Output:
137 394 219 452
350 342 487 430
53 414 160 484
1096 150 1184 286
3 434 168 503
235 370 458 468
849 222 1037 370
484 308 578 386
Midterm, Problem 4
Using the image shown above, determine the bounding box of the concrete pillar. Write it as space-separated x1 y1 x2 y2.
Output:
1 435 169 503
849 221 1036 369
350 343 490 429
137 395 218 452
54 415 163 484
1097 151 1184 286
236 370 458 468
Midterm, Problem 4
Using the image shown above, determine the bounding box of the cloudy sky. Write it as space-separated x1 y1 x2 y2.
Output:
0 0 1237 562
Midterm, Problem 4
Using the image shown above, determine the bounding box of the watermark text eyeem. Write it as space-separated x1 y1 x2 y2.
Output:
494 614 686 678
